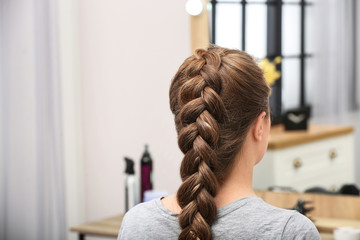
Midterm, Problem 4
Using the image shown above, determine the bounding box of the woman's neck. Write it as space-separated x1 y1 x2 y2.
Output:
162 140 259 214
214 157 256 208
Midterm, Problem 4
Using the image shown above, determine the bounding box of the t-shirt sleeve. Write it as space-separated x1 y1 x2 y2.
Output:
281 212 321 240
117 210 144 240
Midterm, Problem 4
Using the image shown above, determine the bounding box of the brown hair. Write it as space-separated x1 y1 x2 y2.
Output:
169 46 270 240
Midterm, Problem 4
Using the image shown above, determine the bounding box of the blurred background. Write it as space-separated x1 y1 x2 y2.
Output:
0 0 359 239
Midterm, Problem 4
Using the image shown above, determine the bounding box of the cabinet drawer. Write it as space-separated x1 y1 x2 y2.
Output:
274 135 353 191
275 144 345 181
255 134 355 192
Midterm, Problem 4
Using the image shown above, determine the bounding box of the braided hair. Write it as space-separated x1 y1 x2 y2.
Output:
169 46 270 240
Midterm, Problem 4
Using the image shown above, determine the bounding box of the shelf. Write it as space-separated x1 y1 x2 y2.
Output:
268 124 354 150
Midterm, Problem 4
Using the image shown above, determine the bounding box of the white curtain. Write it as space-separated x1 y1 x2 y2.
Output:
311 0 358 117
0 0 66 239
357 0 360 109
309 0 360 189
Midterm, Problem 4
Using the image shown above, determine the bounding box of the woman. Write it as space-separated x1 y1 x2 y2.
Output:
118 46 320 240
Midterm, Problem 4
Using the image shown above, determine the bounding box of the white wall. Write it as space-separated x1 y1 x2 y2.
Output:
78 0 190 223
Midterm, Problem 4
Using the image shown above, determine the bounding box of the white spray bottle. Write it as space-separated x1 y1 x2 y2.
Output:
124 157 139 212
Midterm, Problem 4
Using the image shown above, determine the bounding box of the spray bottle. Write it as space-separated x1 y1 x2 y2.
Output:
140 144 153 202
124 157 139 212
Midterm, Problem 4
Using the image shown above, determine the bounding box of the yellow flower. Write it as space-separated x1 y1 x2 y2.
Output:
259 57 282 86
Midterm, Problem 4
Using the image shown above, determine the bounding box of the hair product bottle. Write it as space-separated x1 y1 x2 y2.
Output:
140 145 153 202
124 157 139 212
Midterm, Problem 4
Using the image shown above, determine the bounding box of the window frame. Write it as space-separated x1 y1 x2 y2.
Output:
210 0 312 124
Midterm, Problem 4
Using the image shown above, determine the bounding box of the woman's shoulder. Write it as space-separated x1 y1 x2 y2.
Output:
255 198 320 238
281 211 321 239
252 198 320 239
218 197 320 239
121 199 162 224
118 199 180 240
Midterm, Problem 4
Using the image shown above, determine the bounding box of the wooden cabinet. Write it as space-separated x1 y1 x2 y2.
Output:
253 125 355 192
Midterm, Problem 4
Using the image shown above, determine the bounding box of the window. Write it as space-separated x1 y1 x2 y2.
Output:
210 0 313 123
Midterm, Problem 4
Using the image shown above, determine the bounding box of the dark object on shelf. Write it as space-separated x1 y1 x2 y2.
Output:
305 184 359 196
338 184 360 196
283 106 310 131
304 186 336 195
268 186 298 192
291 198 314 217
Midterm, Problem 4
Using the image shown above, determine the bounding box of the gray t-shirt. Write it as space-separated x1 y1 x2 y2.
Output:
118 196 320 240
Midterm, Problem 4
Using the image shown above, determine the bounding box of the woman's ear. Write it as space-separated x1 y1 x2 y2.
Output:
252 112 267 141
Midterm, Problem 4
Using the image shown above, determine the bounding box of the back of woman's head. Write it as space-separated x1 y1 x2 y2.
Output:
169 46 270 240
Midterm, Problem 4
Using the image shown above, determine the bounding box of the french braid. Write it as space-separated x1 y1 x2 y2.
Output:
170 46 271 240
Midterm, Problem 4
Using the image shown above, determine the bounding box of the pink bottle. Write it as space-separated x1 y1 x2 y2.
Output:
140 145 152 202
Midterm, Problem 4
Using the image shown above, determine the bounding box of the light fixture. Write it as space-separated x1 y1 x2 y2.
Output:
185 0 204 16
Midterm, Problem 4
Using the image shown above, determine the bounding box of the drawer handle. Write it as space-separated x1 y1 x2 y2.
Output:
293 158 302 169
329 150 337 159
